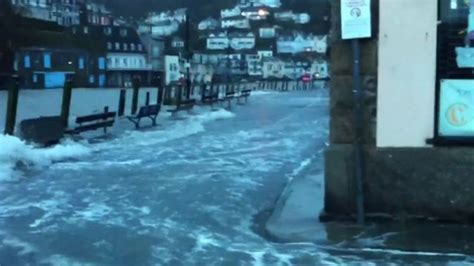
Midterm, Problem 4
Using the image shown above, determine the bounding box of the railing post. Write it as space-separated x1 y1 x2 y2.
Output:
131 77 140 115
118 89 126 117
145 91 150 106
103 106 109 134
4 76 20 135
157 86 164 105
60 78 73 129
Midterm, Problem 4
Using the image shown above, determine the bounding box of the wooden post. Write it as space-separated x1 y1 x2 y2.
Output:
60 78 73 129
4 76 20 135
131 77 140 115
118 89 126 117
103 106 109 134
157 86 164 105
145 91 150 106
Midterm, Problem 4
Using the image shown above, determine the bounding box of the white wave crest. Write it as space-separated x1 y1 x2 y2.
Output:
0 135 91 181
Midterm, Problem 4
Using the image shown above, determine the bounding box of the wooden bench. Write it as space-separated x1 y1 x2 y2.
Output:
167 99 196 116
219 91 235 109
237 89 252 104
66 107 116 134
127 104 161 129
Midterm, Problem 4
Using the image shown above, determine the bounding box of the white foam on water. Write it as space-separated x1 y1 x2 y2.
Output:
73 202 112 222
194 232 220 252
41 254 96 266
2 235 37 256
252 91 275 96
0 135 91 181
51 159 142 170
96 108 236 151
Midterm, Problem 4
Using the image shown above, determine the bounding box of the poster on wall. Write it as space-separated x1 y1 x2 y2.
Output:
455 0 474 67
439 79 474 136
340 0 372 39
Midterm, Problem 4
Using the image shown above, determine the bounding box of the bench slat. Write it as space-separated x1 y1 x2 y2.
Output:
74 120 115 133
76 112 116 124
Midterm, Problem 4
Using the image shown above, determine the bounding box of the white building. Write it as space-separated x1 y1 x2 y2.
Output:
239 0 281 8
241 6 270 20
151 21 180 36
230 32 256 50
274 11 294 21
262 57 284 79
171 36 185 48
11 0 81 26
164 55 181 85
106 53 149 71
311 59 329 79
146 8 187 24
294 13 311 24
259 27 276 38
258 50 273 59
198 17 220 31
277 33 328 54
221 6 241 19
221 16 251 29
207 32 230 50
246 53 262 76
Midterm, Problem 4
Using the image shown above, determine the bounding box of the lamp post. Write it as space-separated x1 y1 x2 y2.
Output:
185 10 192 99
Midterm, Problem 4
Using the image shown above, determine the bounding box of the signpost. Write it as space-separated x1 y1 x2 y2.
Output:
340 0 372 226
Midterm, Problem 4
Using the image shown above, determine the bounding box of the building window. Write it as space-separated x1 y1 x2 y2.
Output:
98 57 105 70
115 42 120 50
104 27 112 35
33 74 38 83
24 55 31 68
89 75 95 84
43 53 51 68
79 57 84 69
138 44 143 51
83 26 89 34
123 58 127 67
107 42 112 50
131 44 136 51
114 58 119 66
123 43 128 50
120 28 128 37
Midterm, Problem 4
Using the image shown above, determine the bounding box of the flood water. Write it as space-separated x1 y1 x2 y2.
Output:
0 89 473 265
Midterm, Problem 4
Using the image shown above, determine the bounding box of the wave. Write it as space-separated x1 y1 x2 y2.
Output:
0 135 91 181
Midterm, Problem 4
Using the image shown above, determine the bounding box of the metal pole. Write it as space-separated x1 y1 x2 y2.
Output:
4 76 20 135
60 78 73 129
145 91 150 106
352 39 365 226
185 12 191 100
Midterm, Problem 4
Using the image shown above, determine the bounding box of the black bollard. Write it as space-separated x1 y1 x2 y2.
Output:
118 89 126 117
103 106 109 134
4 76 20 135
145 91 150 106
60 78 73 129
157 86 164 105
131 77 140 115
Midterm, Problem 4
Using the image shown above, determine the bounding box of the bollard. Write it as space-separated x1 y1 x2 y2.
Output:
131 77 140 115
4 76 20 135
118 89 126 117
103 106 109 134
176 85 183 106
60 79 73 129
145 91 150 106
157 86 164 105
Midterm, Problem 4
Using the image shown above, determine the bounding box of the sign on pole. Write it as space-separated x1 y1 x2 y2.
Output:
341 0 372 40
